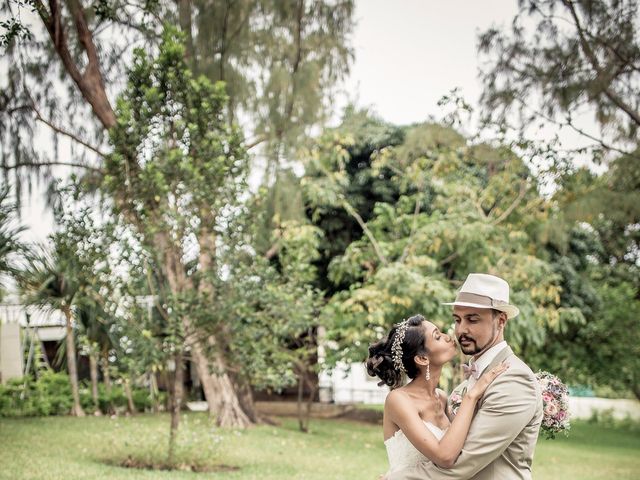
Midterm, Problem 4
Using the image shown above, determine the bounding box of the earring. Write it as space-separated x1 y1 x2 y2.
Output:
425 364 431 381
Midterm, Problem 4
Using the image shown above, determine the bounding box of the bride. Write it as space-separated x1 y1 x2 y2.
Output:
366 314 508 476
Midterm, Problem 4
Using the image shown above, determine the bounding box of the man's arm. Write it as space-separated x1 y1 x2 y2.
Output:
386 367 538 480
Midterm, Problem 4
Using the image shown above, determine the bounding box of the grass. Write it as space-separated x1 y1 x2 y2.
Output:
534 421 640 479
0 413 639 479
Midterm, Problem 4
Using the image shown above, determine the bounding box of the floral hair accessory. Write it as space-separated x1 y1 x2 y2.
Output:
536 371 571 439
391 319 409 374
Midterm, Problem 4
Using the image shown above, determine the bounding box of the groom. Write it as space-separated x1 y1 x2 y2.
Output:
388 273 543 480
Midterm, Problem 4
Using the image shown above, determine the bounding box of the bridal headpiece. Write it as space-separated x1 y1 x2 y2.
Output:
391 319 409 374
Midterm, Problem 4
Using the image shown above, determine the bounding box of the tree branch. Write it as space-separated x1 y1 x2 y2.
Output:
29 99 108 158
563 0 640 128
2 161 103 174
276 0 304 141
491 181 529 225
245 135 267 150
399 196 421 263
34 0 117 130
514 98 640 160
341 198 388 266
439 251 458 267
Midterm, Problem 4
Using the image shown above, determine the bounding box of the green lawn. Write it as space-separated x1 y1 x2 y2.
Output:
1 413 638 479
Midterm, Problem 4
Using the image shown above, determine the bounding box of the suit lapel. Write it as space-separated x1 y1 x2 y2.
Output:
480 345 513 377
448 346 513 407
453 379 469 395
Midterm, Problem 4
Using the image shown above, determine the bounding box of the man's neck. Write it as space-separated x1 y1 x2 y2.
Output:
472 336 505 361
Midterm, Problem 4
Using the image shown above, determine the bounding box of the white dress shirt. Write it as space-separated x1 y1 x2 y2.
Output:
466 340 508 389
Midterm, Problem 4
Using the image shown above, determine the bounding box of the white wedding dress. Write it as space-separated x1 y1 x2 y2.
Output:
384 420 447 475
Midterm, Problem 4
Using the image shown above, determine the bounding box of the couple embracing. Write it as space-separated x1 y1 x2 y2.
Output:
367 273 543 479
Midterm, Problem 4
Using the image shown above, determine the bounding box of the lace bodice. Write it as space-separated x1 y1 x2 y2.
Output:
384 421 447 474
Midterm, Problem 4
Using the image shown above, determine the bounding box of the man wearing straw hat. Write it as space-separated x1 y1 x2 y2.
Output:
387 273 543 480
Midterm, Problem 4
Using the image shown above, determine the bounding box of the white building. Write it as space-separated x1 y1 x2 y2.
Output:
0 303 65 384
319 362 389 405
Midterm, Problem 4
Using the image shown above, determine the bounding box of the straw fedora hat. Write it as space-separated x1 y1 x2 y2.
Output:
443 273 520 319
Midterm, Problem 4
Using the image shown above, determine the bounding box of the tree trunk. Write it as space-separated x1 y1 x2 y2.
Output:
150 371 160 413
296 369 318 433
297 374 307 432
177 0 195 63
63 306 85 417
124 376 136 415
188 339 220 416
89 351 100 414
190 331 255 428
37 0 117 130
168 353 184 465
160 221 253 429
231 374 264 424
209 352 251 428
304 381 318 432
101 351 113 414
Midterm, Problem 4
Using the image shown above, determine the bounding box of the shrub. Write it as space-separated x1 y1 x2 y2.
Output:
2 373 169 417
588 409 640 433
0 372 72 417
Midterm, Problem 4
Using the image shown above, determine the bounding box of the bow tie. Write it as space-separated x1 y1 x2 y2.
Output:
462 362 480 380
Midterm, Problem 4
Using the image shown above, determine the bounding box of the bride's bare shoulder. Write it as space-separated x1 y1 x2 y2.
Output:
385 387 411 408
384 388 417 422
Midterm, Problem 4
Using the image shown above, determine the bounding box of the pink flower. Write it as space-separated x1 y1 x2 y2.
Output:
542 392 553 403
544 402 558 417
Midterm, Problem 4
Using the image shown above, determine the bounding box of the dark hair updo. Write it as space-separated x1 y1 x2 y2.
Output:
366 314 429 389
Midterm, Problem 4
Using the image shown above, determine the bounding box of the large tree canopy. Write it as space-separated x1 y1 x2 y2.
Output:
0 0 354 201
479 0 640 157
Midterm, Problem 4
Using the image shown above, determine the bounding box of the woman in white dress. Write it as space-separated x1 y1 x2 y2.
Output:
366 314 508 476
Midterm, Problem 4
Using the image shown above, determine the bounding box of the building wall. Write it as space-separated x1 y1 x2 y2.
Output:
319 362 390 404
0 321 23 384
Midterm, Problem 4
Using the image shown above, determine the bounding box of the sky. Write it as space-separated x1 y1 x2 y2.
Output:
342 0 519 126
16 0 579 246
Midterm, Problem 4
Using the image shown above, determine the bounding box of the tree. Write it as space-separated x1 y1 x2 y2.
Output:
478 0 640 158
182 0 354 164
77 298 115 415
101 27 256 428
477 0 640 398
1 1 354 190
222 212 325 432
302 117 583 391
0 186 26 297
523 158 640 398
18 243 87 416
582 282 640 399
302 107 406 296
2 1 354 425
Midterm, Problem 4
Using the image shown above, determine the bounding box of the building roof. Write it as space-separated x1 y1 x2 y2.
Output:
0 304 65 327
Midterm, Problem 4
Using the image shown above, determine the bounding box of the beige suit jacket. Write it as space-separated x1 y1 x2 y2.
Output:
387 346 543 480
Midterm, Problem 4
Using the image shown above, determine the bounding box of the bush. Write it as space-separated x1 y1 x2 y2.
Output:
36 371 73 415
78 381 167 414
2 373 168 417
587 409 640 433
79 382 127 413
0 372 72 417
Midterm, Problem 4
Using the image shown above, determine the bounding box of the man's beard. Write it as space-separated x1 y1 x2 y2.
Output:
458 336 483 355
458 325 499 356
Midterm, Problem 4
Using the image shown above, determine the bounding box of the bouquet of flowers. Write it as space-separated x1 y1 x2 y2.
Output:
536 371 570 439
